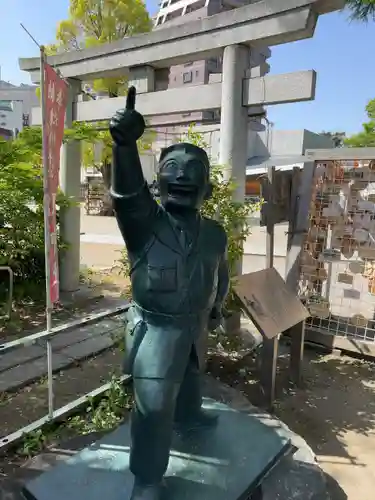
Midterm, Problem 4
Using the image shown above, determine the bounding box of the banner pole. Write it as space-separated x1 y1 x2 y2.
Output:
40 46 54 418
40 46 52 332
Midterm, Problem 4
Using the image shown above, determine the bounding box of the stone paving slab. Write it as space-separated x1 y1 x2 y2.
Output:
0 316 125 373
0 327 124 393
0 311 127 393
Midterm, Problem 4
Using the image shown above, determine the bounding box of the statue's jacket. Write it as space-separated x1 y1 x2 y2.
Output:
113 184 227 381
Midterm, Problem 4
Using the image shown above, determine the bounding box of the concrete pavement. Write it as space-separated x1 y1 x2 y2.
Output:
0 299 127 394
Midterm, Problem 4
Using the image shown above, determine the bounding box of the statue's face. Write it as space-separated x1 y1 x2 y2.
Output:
158 150 208 210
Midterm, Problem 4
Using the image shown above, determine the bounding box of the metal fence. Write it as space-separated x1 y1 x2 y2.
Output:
298 158 375 355
0 304 130 452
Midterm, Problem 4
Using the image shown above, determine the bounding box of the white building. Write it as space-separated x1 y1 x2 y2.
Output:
0 81 39 131
0 100 23 134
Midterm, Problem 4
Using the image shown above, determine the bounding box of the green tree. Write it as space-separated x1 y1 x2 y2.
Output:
0 125 98 303
69 121 155 215
47 0 152 96
0 128 71 300
43 0 153 215
346 0 375 21
344 98 375 147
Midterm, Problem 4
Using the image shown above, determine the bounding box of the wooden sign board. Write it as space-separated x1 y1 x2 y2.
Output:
260 170 294 226
234 268 310 340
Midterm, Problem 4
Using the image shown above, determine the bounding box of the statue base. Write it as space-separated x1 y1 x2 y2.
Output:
22 398 291 500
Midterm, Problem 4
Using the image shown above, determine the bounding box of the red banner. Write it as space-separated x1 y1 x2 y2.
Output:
43 62 68 304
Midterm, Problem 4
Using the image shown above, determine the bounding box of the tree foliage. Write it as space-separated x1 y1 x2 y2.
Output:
0 126 82 301
66 121 155 215
47 0 152 96
346 0 375 22
0 130 59 299
344 98 375 147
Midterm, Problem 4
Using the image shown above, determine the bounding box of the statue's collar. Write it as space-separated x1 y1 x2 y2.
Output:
160 209 202 256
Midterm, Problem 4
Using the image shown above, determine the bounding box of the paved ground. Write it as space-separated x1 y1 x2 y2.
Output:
79 208 288 275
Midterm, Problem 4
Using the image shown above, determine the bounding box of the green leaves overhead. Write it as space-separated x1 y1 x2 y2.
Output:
345 98 375 148
46 0 152 97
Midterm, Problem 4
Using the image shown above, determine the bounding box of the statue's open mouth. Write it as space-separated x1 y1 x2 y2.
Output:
168 184 197 197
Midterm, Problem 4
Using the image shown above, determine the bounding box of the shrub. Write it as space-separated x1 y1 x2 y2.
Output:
0 128 69 301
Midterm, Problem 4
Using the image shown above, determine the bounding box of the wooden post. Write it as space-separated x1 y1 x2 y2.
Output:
260 166 279 410
286 167 306 386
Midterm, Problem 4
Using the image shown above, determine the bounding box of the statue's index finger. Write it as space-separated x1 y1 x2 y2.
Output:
126 86 136 111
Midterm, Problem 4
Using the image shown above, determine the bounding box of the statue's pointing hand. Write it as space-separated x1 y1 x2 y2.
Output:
109 86 146 146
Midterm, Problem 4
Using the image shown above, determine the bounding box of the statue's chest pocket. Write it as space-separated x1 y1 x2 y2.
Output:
147 264 178 292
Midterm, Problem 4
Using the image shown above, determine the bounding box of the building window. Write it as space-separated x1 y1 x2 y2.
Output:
165 8 183 21
183 71 192 84
185 0 206 14
1 122 6 126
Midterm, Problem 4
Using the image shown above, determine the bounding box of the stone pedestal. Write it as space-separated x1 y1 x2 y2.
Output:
20 378 331 500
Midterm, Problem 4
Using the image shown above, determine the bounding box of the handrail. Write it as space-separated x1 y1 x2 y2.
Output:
0 304 130 452
0 303 130 353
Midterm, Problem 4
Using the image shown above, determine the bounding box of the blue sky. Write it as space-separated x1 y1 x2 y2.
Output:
1 0 374 135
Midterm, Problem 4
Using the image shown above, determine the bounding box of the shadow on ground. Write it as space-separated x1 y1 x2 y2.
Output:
208 345 375 499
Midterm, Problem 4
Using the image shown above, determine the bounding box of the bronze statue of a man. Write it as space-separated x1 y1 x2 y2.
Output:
109 87 229 500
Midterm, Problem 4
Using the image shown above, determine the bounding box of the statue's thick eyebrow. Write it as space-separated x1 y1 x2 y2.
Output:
159 155 184 170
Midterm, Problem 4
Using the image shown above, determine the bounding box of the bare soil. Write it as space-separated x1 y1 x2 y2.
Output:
208 347 375 500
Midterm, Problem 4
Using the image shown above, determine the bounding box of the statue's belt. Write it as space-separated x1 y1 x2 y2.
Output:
130 302 210 323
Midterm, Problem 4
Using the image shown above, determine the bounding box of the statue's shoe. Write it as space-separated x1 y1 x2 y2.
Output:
174 409 218 432
129 480 165 500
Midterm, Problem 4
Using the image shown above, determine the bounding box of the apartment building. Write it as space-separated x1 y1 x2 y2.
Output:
152 0 268 126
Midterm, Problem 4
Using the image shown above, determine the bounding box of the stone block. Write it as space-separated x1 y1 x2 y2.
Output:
23 398 291 500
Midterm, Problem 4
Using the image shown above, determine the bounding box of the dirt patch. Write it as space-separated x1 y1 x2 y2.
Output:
1 348 124 440
208 346 375 500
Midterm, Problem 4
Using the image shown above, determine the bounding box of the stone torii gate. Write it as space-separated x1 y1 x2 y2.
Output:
19 0 344 293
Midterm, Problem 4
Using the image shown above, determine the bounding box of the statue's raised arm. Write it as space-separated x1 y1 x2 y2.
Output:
109 87 159 253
